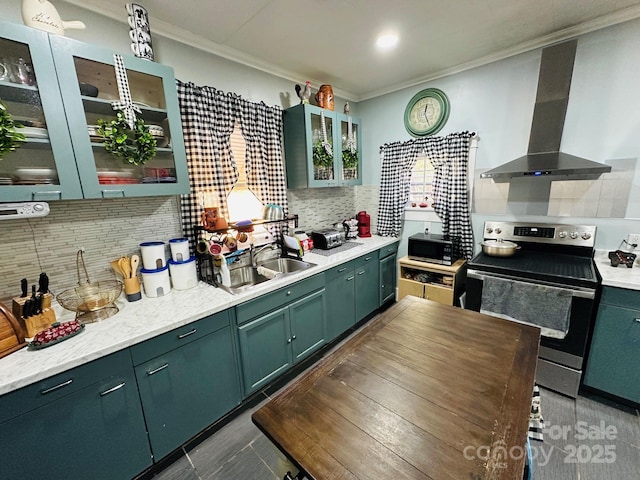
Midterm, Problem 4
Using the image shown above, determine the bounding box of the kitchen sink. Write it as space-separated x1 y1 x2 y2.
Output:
258 258 316 274
219 258 317 295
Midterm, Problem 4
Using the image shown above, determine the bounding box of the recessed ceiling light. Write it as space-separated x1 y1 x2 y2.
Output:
376 33 399 50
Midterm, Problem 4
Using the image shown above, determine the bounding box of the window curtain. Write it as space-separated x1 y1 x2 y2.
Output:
378 131 476 260
176 81 288 237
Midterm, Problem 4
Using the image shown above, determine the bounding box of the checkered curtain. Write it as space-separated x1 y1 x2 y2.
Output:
176 81 287 237
378 131 475 260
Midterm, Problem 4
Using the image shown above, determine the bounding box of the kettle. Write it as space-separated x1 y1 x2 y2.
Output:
356 211 371 238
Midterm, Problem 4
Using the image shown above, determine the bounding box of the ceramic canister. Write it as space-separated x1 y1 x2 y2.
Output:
169 237 190 262
168 257 198 290
140 241 166 270
140 265 171 297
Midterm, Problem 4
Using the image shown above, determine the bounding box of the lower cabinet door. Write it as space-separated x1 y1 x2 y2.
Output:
356 261 380 320
584 303 640 403
136 326 242 461
398 279 426 301
290 289 327 362
238 306 293 395
0 370 151 480
326 271 356 341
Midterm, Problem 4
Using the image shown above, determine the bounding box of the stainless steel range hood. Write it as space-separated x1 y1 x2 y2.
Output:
481 40 611 181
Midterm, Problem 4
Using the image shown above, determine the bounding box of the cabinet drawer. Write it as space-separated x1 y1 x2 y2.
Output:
354 250 379 269
325 260 354 280
600 286 640 310
236 274 324 324
0 349 134 424
425 284 454 305
130 310 231 365
379 243 399 259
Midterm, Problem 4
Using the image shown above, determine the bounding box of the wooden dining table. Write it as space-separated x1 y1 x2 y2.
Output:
252 295 540 480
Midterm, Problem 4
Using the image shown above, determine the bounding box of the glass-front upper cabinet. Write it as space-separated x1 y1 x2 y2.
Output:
0 22 82 201
283 104 362 188
49 35 189 199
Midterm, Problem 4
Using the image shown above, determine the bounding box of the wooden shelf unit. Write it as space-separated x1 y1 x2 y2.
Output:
397 257 467 306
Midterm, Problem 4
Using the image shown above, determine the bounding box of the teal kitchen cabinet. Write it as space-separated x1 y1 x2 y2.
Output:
283 103 362 188
379 243 399 306
0 20 189 201
237 274 326 395
583 286 640 404
0 21 83 201
0 349 151 480
355 250 380 321
325 260 356 341
132 310 241 461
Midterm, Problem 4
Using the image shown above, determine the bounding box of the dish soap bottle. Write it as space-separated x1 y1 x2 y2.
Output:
217 255 231 287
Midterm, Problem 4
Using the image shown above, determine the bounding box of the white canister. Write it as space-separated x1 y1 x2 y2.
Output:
168 257 198 290
169 237 190 262
141 265 171 297
140 241 166 270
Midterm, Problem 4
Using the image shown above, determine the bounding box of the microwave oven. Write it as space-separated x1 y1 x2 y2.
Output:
407 233 462 265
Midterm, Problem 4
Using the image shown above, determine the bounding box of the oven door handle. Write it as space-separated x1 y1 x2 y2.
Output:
467 269 596 299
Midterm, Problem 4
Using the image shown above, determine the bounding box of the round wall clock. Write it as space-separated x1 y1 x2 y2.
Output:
404 88 450 137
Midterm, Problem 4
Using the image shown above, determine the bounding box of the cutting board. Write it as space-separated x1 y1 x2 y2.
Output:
0 301 26 358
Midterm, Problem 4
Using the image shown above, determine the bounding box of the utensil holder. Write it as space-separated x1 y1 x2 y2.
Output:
123 277 142 302
12 293 57 337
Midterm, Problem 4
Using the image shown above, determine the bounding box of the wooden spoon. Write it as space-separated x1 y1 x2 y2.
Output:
110 259 124 277
130 255 139 278
119 256 131 279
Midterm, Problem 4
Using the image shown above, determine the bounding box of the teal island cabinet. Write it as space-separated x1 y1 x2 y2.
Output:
0 349 152 480
283 103 362 188
0 20 188 201
132 310 241 461
236 274 326 395
583 286 640 404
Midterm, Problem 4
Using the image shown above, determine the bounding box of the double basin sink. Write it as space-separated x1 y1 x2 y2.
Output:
220 258 317 295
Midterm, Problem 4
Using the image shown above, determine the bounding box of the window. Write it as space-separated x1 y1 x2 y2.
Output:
407 154 435 210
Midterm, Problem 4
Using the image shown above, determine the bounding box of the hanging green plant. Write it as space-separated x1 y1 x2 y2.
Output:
97 110 157 166
0 101 25 160
342 149 358 169
313 141 333 168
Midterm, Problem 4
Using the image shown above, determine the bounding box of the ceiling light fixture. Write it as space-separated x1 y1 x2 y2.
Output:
376 33 399 50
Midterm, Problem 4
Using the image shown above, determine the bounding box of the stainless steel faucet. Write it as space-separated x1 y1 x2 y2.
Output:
249 243 278 267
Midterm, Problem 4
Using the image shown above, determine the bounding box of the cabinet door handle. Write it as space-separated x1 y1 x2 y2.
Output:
147 363 169 375
365 256 372 261
286 290 291 296
338 267 347 273
357 271 365 276
346 276 355 281
99 382 126 397
40 378 73 395
101 190 125 198
33 191 62 201
287 338 292 343
635 318 640 323
177 329 197 339
292 335 296 340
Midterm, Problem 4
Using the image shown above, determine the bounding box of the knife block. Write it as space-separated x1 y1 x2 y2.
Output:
12 294 57 338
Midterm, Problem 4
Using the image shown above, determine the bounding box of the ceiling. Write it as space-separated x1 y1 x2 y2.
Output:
64 0 640 101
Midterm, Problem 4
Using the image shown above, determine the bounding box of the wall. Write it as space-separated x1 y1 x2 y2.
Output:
0 1 374 302
358 17 640 255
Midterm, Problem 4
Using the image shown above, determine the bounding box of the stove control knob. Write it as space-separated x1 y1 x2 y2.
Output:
570 231 579 239
581 232 592 240
558 231 567 239
486 227 493 234
494 228 502 234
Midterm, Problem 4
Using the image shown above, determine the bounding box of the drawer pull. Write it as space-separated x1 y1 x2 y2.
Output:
100 382 125 397
357 271 365 276
338 267 347 273
635 318 640 323
346 276 355 281
40 379 73 395
177 329 197 339
365 256 372 261
287 290 291 296
147 363 169 375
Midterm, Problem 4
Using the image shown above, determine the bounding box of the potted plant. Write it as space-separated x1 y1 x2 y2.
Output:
97 110 157 166
0 102 25 159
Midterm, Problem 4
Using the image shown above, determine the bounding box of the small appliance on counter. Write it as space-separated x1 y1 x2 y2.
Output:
311 229 343 250
356 211 371 237
334 219 358 240
407 233 462 266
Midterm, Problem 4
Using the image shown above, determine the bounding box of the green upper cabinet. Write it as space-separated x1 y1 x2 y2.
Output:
0 22 82 201
0 21 189 201
283 104 362 188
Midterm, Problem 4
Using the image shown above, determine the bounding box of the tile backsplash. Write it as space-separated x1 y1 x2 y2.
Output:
0 186 380 304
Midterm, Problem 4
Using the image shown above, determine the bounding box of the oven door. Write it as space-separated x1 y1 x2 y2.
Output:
465 269 598 396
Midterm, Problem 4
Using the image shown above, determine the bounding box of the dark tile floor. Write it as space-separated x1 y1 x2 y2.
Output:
146 339 640 480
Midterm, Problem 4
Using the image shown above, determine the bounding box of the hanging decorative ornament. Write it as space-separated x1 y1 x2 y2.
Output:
346 115 356 154
126 3 154 60
320 110 333 157
111 54 141 129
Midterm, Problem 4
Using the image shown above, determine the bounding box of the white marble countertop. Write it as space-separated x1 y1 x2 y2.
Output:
0 236 399 396
594 250 640 291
